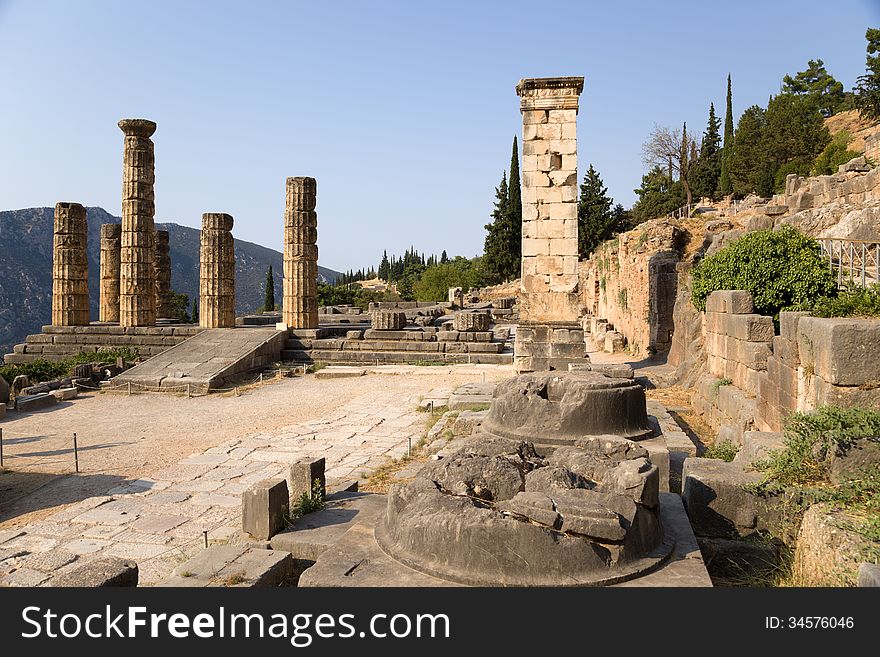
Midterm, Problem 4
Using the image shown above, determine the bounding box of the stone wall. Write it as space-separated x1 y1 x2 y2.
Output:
686 290 880 439
578 218 682 357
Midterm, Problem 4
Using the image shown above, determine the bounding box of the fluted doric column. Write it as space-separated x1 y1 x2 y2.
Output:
283 177 318 329
155 229 173 318
118 118 157 327
52 202 89 326
99 223 121 322
199 213 236 328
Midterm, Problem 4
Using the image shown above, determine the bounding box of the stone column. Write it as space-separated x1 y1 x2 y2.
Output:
199 213 236 328
155 229 173 319
52 202 90 326
283 177 318 329
99 223 121 323
118 118 157 327
514 77 586 372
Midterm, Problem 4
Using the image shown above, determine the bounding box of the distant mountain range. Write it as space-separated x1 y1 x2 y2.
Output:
0 207 342 356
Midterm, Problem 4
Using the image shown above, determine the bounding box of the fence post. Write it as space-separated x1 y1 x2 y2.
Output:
187 383 191 398
127 381 132 396
73 432 79 473
0 428 4 468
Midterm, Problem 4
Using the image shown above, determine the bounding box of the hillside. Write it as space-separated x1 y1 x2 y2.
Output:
0 207 342 356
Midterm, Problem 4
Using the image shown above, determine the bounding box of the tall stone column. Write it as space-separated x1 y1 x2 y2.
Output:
118 118 157 327
514 77 586 372
99 223 121 322
52 202 90 326
199 213 236 328
283 177 318 329
155 229 173 319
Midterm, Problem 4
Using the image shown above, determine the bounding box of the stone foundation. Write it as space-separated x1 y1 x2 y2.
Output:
514 322 586 372
3 325 204 364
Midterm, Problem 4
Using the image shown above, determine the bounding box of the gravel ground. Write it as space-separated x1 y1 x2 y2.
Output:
0 366 513 529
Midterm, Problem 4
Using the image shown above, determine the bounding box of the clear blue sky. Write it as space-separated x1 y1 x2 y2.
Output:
1 0 877 272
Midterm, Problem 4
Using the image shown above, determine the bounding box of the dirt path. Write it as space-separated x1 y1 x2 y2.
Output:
0 367 511 529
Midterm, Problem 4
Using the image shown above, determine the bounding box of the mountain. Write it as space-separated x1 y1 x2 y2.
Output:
0 207 342 356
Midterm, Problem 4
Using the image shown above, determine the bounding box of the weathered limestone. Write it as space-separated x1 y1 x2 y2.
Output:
283 177 318 329
481 372 653 446
289 457 326 502
50 557 138 587
118 118 157 327
371 310 407 331
242 477 289 541
51 202 90 326
199 213 235 328
99 224 121 322
155 229 173 318
376 434 667 586
515 77 585 372
452 311 490 332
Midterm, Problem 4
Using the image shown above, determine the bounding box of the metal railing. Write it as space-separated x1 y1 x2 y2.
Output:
818 238 880 288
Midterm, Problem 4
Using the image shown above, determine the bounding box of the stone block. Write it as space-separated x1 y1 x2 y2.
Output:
724 314 774 342
50 557 138 587
733 431 785 468
289 457 326 501
797 316 880 386
735 340 771 371
15 393 59 413
52 387 79 401
779 311 811 341
793 504 872 586
242 478 289 540
681 458 779 538
705 290 754 314
859 563 880 587
829 437 880 484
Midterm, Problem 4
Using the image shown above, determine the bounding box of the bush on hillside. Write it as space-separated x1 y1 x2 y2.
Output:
691 227 837 318
810 282 880 318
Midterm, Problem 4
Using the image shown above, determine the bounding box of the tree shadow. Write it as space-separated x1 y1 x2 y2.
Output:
0 470 129 524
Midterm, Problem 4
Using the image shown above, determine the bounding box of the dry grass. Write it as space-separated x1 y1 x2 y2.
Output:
645 385 715 448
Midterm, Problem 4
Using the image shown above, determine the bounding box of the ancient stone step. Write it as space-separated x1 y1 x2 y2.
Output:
157 545 294 587
113 327 287 392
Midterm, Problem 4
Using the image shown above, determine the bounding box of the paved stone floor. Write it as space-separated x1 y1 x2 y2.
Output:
0 377 482 587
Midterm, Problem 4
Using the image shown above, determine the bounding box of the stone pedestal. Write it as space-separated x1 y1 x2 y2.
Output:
118 118 157 327
371 310 406 331
453 311 490 332
52 202 90 326
155 229 173 319
514 77 585 372
199 213 236 328
99 224 121 322
283 177 318 329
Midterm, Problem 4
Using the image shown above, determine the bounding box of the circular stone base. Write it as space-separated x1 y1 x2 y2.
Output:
482 372 654 444
376 435 668 586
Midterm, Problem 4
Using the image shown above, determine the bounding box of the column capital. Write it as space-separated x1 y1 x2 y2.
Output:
118 118 157 138
516 77 584 112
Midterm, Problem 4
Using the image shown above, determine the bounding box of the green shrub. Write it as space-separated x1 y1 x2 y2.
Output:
0 347 139 386
810 282 880 318
812 130 862 175
757 406 880 485
690 227 837 318
703 439 740 461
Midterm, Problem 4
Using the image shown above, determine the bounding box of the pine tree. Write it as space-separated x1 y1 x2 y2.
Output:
729 104 771 198
856 28 880 120
782 59 845 117
505 136 522 280
263 266 275 312
577 164 615 257
191 297 199 324
718 74 734 197
691 103 722 201
482 171 509 285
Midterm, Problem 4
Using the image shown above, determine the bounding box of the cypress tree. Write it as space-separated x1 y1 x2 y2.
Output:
505 136 522 281
577 164 615 257
482 171 509 285
691 103 722 200
263 266 275 312
191 297 199 324
718 74 734 197
440 250 449 264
